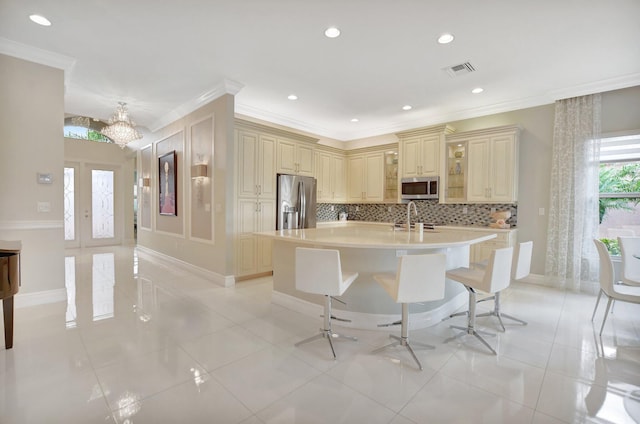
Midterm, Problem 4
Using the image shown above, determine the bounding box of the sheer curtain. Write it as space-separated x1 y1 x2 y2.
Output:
545 94 601 291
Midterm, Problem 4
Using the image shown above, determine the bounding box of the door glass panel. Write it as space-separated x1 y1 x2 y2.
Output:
65 256 77 328
92 170 115 239
64 167 75 241
92 252 115 321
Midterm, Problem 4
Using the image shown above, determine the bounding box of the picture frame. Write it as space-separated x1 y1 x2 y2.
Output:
159 150 177 216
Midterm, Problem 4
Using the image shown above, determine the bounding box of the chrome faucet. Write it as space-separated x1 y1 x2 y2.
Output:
407 201 417 231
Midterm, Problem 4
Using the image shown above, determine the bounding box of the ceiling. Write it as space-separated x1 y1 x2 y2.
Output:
1 0 640 143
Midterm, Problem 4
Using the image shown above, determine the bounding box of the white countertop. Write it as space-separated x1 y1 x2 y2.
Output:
257 222 496 249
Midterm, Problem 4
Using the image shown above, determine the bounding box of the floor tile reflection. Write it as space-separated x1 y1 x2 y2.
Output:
1 246 639 423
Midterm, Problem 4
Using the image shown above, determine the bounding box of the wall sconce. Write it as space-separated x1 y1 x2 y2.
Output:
142 177 151 187
191 164 208 179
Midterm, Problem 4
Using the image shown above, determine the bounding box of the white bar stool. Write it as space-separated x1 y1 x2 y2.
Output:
444 246 513 355
475 241 532 330
372 253 446 371
294 247 359 359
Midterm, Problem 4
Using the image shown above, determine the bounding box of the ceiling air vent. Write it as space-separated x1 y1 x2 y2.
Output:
444 61 476 78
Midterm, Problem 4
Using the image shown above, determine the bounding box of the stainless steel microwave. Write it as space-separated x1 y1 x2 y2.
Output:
401 177 439 200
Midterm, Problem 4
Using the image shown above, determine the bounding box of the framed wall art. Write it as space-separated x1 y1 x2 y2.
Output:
159 150 177 216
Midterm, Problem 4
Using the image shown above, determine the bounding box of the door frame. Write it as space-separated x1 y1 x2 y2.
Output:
64 161 124 248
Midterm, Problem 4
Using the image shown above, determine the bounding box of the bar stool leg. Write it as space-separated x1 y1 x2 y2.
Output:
445 287 497 355
476 292 527 331
372 304 434 371
295 295 357 359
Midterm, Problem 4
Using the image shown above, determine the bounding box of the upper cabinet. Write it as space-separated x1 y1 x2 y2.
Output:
316 148 347 203
396 124 455 179
445 125 520 203
384 150 398 202
347 148 388 203
236 129 277 199
277 138 315 176
444 141 466 203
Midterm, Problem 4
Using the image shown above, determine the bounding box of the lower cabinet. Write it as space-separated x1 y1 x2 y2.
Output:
471 230 517 263
441 227 517 264
236 198 275 277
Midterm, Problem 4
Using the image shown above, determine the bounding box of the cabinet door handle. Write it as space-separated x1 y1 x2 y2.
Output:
258 185 261 195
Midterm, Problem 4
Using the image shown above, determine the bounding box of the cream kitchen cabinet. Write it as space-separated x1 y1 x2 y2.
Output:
440 226 517 264
444 141 466 202
470 229 518 263
277 138 314 176
236 129 276 199
399 135 440 177
235 119 319 277
445 125 520 204
397 124 455 179
347 151 384 202
316 149 346 202
236 198 276 276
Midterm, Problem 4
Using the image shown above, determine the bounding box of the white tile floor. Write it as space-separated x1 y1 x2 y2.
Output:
1 246 640 423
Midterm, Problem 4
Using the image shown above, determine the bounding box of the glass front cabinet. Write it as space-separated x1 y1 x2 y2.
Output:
445 141 466 202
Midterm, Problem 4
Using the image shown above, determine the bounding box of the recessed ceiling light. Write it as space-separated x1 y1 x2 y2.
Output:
437 33 454 44
325 27 341 38
287 94 298 100
351 118 359 123
402 105 412 111
471 87 484 94
29 14 51 26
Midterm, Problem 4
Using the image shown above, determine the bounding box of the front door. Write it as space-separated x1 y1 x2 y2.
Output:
64 162 122 248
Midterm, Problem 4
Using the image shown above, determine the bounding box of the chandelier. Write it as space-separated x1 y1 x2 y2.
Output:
100 102 142 148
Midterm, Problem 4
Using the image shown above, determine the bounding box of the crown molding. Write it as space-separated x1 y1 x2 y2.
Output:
0 37 76 88
548 72 640 101
235 118 319 144
235 102 335 140
149 79 244 132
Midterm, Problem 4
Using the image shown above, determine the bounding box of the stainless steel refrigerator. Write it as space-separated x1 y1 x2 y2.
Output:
276 174 317 230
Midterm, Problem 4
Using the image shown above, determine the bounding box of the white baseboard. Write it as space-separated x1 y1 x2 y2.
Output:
14 288 67 308
521 273 600 294
136 245 235 287
272 290 468 331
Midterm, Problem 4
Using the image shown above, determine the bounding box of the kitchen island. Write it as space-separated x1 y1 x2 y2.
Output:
257 222 497 330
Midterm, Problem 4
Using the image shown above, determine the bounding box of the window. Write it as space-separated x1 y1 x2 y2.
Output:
598 133 640 254
64 116 112 143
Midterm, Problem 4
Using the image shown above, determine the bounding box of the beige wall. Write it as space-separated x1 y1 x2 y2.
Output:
137 94 236 282
0 54 65 295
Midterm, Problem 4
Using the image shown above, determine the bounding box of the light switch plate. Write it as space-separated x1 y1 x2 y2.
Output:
37 173 53 184
37 201 51 212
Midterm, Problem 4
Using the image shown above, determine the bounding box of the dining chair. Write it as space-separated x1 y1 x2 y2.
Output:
592 239 640 335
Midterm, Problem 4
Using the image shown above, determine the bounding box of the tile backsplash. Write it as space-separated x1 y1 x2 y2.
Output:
317 201 517 227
